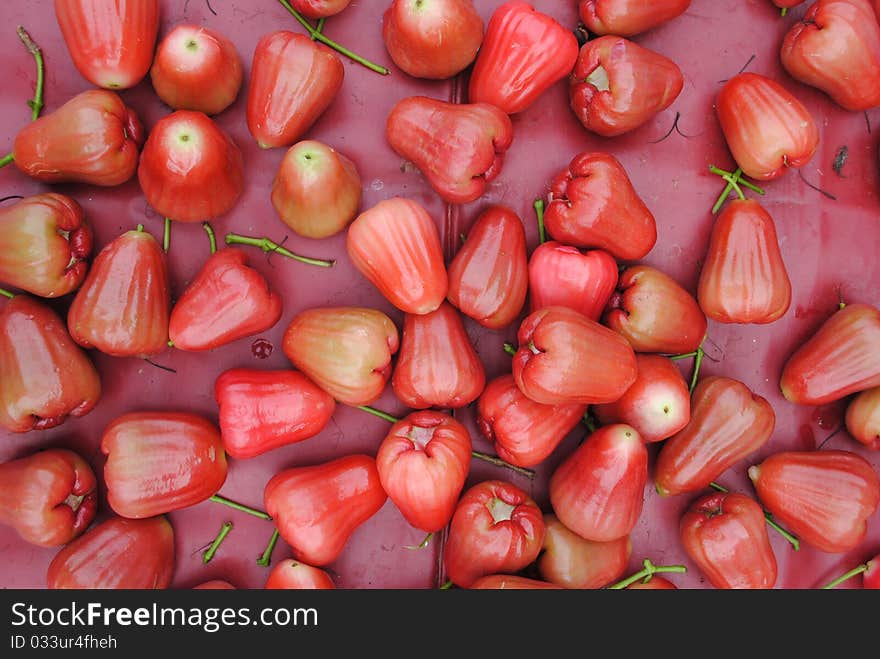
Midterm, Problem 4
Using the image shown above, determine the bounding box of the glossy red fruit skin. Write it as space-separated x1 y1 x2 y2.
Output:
282 306 399 406
698 199 792 325
102 412 227 519
593 354 691 444
528 242 618 320
214 368 336 459
569 36 684 137
477 374 587 468
579 0 691 37
382 0 484 79
54 0 160 90
780 303 880 405
749 450 880 553
0 295 101 433
865 554 880 589
0 194 92 299
627 576 678 589
271 140 362 239
655 376 776 496
392 302 485 410
469 575 563 589
447 205 528 329
67 228 170 358
549 424 648 542
845 386 880 450
264 559 336 589
246 31 344 149
149 24 243 116
443 479 545 588
13 89 144 186
781 0 880 111
468 1 580 114
376 411 471 533
193 580 236 589
138 110 244 222
544 152 657 261
680 492 778 589
346 197 448 315
0 449 97 547
168 249 282 352
604 265 708 354
288 0 352 18
538 514 632 589
263 455 388 567
47 516 175 589
514 306 637 406
774 0 806 8
716 72 820 181
385 96 514 204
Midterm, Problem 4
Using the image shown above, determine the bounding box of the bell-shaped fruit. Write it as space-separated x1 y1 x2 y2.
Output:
282 306 399 406
264 454 388 566
604 265 707 354
168 249 282 352
0 295 101 433
67 227 170 358
386 96 513 204
749 450 880 553
538 513 631 589
287 0 352 18
477 374 587 468
346 197 448 315
246 31 344 149
513 306 637 405
579 0 691 37
845 386 880 451
0 193 92 298
697 199 792 325
655 376 776 496
271 140 362 239
376 410 471 533
138 110 244 222
544 152 657 261
13 89 144 186
528 242 618 320
265 559 336 589
549 424 648 542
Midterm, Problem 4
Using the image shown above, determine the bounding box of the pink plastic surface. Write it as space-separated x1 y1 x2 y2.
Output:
1 0 879 590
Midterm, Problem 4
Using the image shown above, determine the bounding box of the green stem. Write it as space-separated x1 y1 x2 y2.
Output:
668 351 698 361
276 0 389 75
439 580 454 590
256 528 280 567
0 287 15 299
202 521 233 564
0 153 13 167
313 17 326 36
503 342 517 357
136 223 144 232
710 166 766 214
689 347 705 393
822 564 868 590
224 233 335 267
209 494 272 521
781 7 788 17
607 559 687 590
17 26 44 121
203 222 217 254
404 532 433 550
534 198 546 245
709 482 800 550
471 451 536 480
583 413 598 433
163 218 171 253
355 405 400 423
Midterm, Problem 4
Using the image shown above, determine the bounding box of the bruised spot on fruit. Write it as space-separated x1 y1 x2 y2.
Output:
586 65 610 92
407 425 435 451
488 497 516 524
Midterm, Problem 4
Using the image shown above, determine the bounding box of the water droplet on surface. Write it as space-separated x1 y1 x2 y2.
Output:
371 179 384 191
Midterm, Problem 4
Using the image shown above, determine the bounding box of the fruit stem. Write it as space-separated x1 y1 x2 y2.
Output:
163 218 171 253
404 532 433 550
203 222 217 254
209 494 272 521
822 564 868 589
276 0 389 75
17 26 44 121
503 342 517 357
256 528 280 567
582 413 598 433
689 346 704 393
202 521 233 564
0 287 14 299
471 451 536 480
313 17 326 37
668 351 698 361
534 198 546 245
710 166 765 213
607 558 687 590
781 7 788 17
0 153 13 167
709 482 801 550
355 404 400 423
224 233 335 267
439 580 454 590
